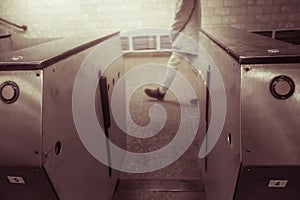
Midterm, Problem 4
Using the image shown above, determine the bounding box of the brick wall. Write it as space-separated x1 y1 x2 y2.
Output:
202 0 300 30
0 0 175 38
0 0 299 38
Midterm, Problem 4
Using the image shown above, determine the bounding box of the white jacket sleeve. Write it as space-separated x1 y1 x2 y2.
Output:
171 0 196 32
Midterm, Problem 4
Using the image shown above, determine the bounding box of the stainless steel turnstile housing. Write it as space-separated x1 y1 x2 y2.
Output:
0 32 125 200
199 27 300 200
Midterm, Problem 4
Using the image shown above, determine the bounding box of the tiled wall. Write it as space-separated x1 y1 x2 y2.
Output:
0 0 175 38
202 0 300 30
0 0 299 38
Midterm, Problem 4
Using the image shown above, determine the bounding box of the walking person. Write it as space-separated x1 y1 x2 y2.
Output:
144 0 201 100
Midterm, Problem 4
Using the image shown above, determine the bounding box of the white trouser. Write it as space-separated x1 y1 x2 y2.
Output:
159 51 198 93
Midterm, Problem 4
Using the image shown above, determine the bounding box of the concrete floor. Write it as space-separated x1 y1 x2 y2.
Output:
112 52 206 200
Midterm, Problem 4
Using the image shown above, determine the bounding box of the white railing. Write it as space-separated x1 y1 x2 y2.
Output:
120 28 172 52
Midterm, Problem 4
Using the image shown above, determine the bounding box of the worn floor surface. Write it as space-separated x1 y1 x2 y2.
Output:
113 52 206 200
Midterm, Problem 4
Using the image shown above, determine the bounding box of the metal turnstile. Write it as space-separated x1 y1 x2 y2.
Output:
199 27 300 200
0 32 125 200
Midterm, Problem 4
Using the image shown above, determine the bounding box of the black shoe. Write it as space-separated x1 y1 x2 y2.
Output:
144 88 165 100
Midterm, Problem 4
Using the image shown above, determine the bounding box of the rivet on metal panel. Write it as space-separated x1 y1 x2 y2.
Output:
244 66 251 72
36 73 40 77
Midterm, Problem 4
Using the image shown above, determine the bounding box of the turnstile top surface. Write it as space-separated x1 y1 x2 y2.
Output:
0 32 119 70
201 27 300 64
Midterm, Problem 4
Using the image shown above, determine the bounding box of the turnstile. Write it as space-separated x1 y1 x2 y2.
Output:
0 32 125 200
199 27 300 200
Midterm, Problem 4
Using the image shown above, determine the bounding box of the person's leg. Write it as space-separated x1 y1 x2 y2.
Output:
186 53 199 74
159 52 182 93
186 54 201 104
144 52 182 100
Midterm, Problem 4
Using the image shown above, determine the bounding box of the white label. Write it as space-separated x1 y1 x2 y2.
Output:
7 176 26 184
268 180 288 188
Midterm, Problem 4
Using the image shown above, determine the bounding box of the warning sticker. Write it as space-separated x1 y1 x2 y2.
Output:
268 180 288 188
7 176 26 184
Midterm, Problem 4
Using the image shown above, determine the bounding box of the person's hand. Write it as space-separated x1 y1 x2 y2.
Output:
170 29 179 42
